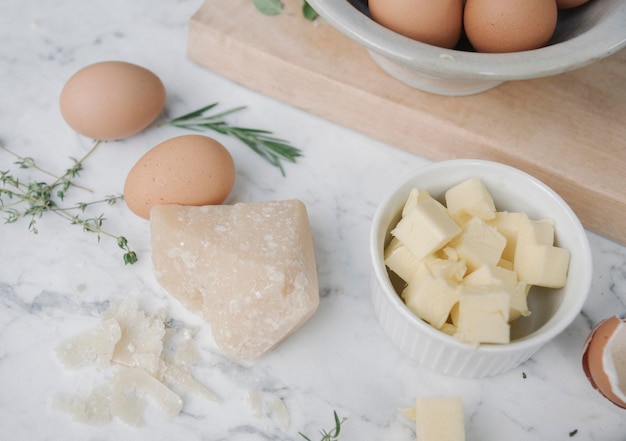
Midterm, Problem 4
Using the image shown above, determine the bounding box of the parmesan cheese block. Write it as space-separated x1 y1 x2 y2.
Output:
150 200 320 360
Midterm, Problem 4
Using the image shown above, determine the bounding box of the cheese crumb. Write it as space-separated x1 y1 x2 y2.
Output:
54 298 218 426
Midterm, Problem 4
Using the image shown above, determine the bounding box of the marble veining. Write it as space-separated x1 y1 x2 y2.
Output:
1 1 625 440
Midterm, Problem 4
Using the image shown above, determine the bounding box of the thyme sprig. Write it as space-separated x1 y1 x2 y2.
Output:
0 142 137 265
299 411 347 441
165 103 302 176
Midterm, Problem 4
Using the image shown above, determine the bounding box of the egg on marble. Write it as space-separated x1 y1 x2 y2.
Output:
123 135 236 219
60 61 166 140
368 0 464 49
582 315 626 409
463 0 558 53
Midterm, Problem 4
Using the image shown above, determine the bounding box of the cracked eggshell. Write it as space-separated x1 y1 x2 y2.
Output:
123 134 235 219
582 315 626 409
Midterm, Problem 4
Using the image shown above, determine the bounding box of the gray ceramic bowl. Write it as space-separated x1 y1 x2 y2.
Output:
307 0 626 95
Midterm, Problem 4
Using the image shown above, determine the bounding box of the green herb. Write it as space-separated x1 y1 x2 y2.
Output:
299 411 347 441
253 0 283 15
301 1 318 21
165 103 302 176
253 0 318 21
0 142 137 265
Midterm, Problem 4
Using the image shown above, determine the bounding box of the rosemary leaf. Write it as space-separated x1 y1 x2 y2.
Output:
166 103 302 176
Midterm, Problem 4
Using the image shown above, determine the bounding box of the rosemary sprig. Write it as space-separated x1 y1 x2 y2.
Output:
165 103 302 176
0 143 137 265
299 411 347 441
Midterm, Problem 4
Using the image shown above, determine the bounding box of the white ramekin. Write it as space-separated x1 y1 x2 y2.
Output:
370 159 592 377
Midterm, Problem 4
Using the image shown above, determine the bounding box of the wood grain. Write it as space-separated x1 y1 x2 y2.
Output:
187 0 626 245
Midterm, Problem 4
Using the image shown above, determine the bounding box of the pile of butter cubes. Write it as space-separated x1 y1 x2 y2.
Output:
384 178 570 345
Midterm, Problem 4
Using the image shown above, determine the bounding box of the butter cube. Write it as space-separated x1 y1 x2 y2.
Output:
513 213 568 288
514 242 570 288
486 211 525 262
451 217 506 274
445 178 496 224
439 322 457 336
423 255 467 283
391 198 461 261
453 286 510 345
511 281 532 321
497 258 514 271
401 187 435 217
462 264 530 321
449 302 460 326
150 201 320 360
384 238 420 283
531 219 555 245
402 263 460 329
414 397 465 441
515 213 556 248
437 246 460 262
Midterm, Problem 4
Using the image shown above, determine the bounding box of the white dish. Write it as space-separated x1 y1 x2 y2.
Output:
370 159 593 377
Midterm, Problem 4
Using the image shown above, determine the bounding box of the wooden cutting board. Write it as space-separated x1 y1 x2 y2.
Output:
187 0 626 246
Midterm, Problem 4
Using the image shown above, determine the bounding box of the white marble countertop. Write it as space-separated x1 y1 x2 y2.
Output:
1 1 625 440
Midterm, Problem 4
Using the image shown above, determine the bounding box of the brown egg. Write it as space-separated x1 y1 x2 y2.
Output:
60 61 166 140
369 0 464 49
582 315 626 409
124 135 236 219
464 0 558 53
556 0 590 9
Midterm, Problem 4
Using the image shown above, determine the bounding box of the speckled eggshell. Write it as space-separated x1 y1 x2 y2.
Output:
464 0 558 53
60 61 166 140
124 135 236 219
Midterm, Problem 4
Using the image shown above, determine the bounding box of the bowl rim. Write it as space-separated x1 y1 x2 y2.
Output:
369 159 593 354
308 0 626 81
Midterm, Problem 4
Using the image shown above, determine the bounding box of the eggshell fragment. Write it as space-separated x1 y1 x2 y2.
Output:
464 0 558 53
582 315 626 409
369 0 464 49
60 61 166 140
124 135 235 219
